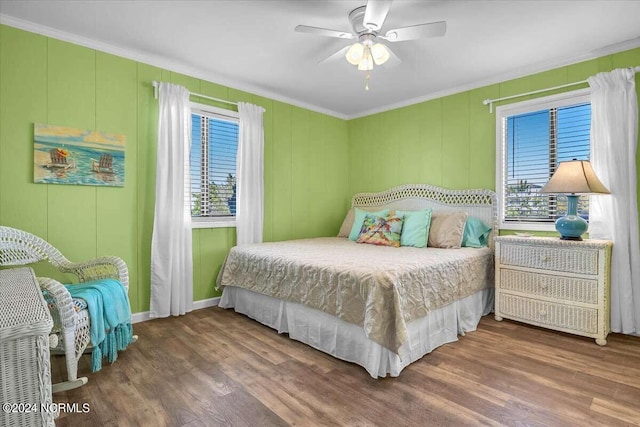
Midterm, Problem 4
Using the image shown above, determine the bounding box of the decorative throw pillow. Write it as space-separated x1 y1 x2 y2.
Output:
338 208 355 237
348 208 389 241
356 212 404 247
397 209 433 248
462 217 492 248
427 211 468 248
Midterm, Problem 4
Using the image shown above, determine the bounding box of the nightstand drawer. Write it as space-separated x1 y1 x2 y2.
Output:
498 294 598 334
500 268 598 304
499 243 599 275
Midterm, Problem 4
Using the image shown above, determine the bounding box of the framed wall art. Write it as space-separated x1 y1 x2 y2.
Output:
34 123 125 187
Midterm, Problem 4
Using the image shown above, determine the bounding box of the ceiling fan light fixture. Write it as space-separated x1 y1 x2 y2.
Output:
296 1 449 91
371 43 390 65
357 47 373 71
346 42 365 65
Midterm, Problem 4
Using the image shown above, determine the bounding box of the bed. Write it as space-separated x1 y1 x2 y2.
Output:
217 184 498 378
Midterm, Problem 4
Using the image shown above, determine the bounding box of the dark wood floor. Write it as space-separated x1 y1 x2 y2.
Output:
51 307 640 427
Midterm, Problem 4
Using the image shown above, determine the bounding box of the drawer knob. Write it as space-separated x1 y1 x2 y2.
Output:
540 283 548 290
539 309 547 317
540 254 550 262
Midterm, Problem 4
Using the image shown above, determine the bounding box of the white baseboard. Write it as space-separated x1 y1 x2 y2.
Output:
130 297 220 324
193 297 221 310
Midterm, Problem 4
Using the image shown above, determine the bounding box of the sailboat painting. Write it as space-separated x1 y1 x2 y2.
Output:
34 123 125 187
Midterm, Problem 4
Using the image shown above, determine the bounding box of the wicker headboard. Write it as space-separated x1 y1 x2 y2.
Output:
351 184 498 248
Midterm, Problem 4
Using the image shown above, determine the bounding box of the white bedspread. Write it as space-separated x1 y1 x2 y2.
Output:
217 237 494 353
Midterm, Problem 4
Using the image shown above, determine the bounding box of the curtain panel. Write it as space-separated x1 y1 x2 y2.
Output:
588 68 640 334
236 102 266 245
150 82 194 318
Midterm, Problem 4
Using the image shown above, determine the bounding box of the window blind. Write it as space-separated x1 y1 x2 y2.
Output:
503 102 591 222
190 112 239 218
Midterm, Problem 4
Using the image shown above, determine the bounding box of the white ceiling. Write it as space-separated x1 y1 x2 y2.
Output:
1 1 639 119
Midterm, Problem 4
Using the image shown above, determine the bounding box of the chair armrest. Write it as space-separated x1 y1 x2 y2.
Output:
60 256 129 291
37 277 77 331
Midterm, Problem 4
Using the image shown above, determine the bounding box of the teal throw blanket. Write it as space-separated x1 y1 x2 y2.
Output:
65 279 134 372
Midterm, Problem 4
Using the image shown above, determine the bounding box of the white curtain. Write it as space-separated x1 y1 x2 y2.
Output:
588 68 640 334
150 82 194 318
236 102 266 245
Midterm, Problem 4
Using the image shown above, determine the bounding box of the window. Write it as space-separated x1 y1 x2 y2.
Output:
189 102 239 228
496 89 591 230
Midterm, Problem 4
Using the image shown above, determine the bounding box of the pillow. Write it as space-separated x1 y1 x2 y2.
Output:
356 212 404 247
397 209 432 248
462 217 492 248
427 211 468 248
348 208 389 241
338 207 355 237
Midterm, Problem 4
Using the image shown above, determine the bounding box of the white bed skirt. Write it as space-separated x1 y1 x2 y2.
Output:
219 287 494 378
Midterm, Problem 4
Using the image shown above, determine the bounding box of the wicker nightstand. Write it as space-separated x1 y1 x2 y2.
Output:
494 236 612 345
0 267 56 426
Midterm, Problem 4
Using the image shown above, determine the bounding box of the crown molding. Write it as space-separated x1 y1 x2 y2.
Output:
347 36 640 120
0 14 348 120
2 14 639 121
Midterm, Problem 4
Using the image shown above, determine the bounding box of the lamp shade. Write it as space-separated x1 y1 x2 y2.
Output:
346 43 365 65
371 43 390 65
539 159 610 241
539 160 610 195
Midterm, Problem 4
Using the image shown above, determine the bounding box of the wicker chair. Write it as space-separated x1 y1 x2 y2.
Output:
0 226 132 393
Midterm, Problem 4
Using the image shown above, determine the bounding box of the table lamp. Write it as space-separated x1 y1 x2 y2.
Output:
539 159 610 241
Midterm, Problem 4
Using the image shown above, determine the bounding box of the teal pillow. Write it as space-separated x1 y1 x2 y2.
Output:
348 208 389 241
397 209 432 248
462 217 492 248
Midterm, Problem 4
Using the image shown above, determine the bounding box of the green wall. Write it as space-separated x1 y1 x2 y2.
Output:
0 25 350 313
347 47 640 236
1 23 638 315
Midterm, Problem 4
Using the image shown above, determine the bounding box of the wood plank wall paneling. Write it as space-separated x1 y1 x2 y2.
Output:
420 99 444 186
0 25 350 313
442 92 470 190
135 63 162 313
468 84 499 191
396 104 420 186
0 29 48 236
346 47 640 202
270 101 293 242
95 52 138 310
1 22 638 312
46 39 98 262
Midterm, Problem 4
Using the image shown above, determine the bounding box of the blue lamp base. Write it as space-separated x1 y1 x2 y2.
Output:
555 194 587 241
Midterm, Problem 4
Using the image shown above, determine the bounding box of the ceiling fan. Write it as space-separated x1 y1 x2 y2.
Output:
295 0 446 90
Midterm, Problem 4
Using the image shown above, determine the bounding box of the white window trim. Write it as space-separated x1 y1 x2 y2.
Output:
495 88 591 231
192 217 236 229
189 101 239 229
191 101 239 121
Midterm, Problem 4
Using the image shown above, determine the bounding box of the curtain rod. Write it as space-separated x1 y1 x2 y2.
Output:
152 81 238 107
482 65 640 113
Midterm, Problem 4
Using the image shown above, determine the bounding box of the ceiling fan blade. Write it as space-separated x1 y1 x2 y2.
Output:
383 21 446 42
383 45 401 67
318 46 351 65
295 25 354 39
363 0 393 31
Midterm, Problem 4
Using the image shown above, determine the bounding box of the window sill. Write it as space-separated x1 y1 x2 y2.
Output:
191 219 236 229
500 222 556 232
